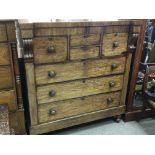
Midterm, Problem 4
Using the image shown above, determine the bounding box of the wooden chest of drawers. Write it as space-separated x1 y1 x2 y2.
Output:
21 20 144 134
0 20 25 134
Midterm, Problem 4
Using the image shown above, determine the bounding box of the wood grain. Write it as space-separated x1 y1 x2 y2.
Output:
70 46 99 60
38 92 121 123
37 75 123 104
0 24 7 42
0 90 16 111
0 43 10 65
33 37 67 64
35 57 126 85
30 105 125 134
25 63 38 125
70 34 100 46
120 53 132 105
0 66 13 90
6 23 16 42
103 33 128 56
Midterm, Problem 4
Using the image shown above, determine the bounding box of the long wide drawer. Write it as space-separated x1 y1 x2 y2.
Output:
38 92 121 123
0 90 16 111
37 75 123 104
0 66 13 90
33 36 67 64
35 56 126 85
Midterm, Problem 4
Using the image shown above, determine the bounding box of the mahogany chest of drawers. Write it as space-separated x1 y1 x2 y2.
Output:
21 20 144 134
0 20 25 134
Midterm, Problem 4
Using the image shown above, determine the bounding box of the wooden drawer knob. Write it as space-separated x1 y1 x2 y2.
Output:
111 64 118 70
113 41 119 48
107 97 113 104
48 109 56 115
49 90 56 97
48 71 56 78
109 81 116 87
47 46 56 53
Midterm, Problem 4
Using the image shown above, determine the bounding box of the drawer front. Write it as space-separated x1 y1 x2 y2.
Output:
33 37 67 64
0 24 7 42
0 43 10 65
0 90 16 111
38 92 121 123
35 57 126 85
0 66 13 90
70 34 100 46
70 46 99 60
37 75 123 104
103 33 128 56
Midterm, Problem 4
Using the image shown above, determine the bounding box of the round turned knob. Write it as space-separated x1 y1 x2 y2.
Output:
109 81 116 87
113 41 119 48
49 109 56 115
114 33 118 36
48 71 56 78
49 90 56 97
111 64 118 70
107 97 113 104
47 46 56 53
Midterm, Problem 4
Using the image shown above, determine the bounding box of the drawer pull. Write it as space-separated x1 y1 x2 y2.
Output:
113 41 119 48
49 90 56 97
49 109 56 115
47 46 56 53
111 64 118 70
107 97 113 104
114 33 118 36
109 81 116 87
48 71 56 78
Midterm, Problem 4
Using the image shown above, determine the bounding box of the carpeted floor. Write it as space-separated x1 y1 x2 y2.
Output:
45 117 155 135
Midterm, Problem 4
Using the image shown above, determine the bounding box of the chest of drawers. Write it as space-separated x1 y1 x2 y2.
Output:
21 20 144 134
0 20 25 134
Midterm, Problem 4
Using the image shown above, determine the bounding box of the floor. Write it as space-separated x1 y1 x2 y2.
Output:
45 117 155 135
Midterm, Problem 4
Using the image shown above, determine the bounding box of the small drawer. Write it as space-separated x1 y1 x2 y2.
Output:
0 43 10 65
37 75 123 104
35 56 126 85
70 34 100 46
33 36 67 64
70 45 99 60
0 90 17 111
103 33 128 56
0 66 13 90
38 92 121 123
0 24 7 42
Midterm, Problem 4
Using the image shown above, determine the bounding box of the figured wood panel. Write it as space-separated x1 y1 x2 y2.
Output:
0 66 13 90
33 37 67 64
0 43 10 65
38 92 121 123
0 24 7 42
0 90 17 111
70 46 99 60
35 57 126 85
70 34 100 46
103 33 128 56
37 75 123 104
